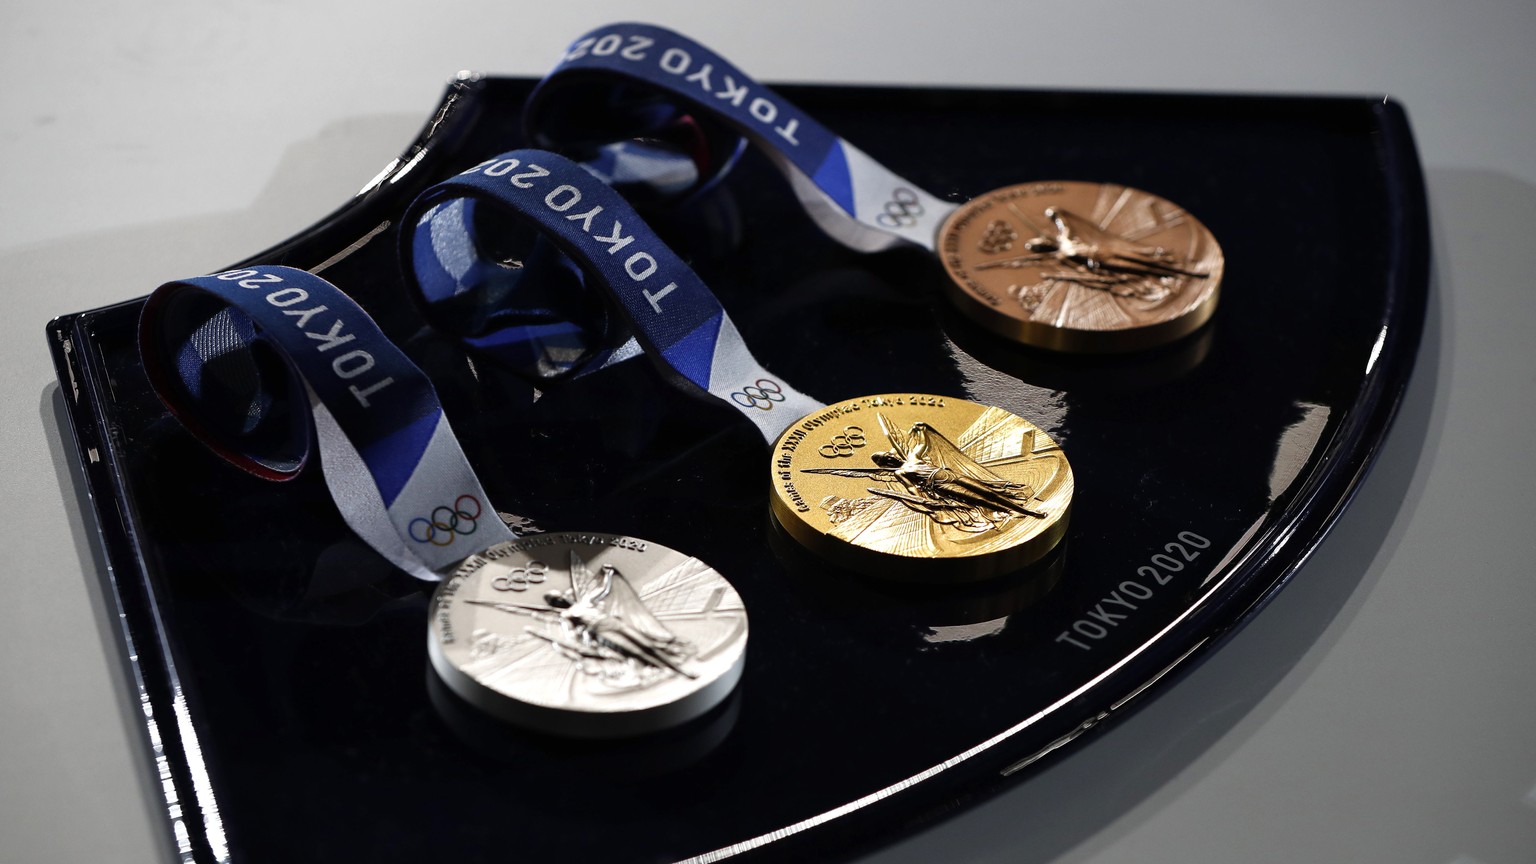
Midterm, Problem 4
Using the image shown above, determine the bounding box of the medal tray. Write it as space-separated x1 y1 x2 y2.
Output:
47 78 1427 863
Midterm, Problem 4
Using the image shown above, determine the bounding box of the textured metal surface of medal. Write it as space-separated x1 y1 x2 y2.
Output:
770 395 1072 581
428 532 748 737
938 181 1224 352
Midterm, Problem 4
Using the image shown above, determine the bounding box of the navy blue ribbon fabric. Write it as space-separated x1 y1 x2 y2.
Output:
403 149 820 440
141 265 516 578
527 23 957 254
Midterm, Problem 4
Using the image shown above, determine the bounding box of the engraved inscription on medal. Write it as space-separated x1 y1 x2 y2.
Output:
488 559 547 592
815 426 867 459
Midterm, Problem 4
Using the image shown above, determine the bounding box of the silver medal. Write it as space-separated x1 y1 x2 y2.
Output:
428 532 748 737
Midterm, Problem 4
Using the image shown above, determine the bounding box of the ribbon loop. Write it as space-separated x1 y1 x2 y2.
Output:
411 138 713 381
401 149 822 442
140 265 517 580
528 23 957 253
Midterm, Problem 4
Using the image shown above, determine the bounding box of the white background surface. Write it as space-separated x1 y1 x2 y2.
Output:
4 2 1535 862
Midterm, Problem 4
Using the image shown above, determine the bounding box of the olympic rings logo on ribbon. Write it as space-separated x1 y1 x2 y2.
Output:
409 494 482 546
817 426 868 458
730 378 787 411
491 560 548 592
875 188 924 228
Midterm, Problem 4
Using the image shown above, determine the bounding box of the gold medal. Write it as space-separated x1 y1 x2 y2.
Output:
937 181 1224 353
768 394 1072 581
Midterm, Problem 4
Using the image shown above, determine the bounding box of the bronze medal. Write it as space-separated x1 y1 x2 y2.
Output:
769 394 1072 581
937 181 1224 353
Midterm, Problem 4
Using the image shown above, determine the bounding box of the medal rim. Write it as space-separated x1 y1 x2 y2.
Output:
935 180 1225 354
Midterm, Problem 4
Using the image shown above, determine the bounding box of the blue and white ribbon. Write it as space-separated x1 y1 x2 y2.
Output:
402 149 822 443
408 138 705 380
140 265 517 580
526 23 957 254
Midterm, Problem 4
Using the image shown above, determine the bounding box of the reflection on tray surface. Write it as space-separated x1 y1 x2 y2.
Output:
49 77 1426 863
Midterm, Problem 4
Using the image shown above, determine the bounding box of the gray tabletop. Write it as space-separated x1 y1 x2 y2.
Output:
4 2 1535 862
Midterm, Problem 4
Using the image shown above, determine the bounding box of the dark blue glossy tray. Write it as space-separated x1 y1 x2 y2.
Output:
46 77 1427 863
